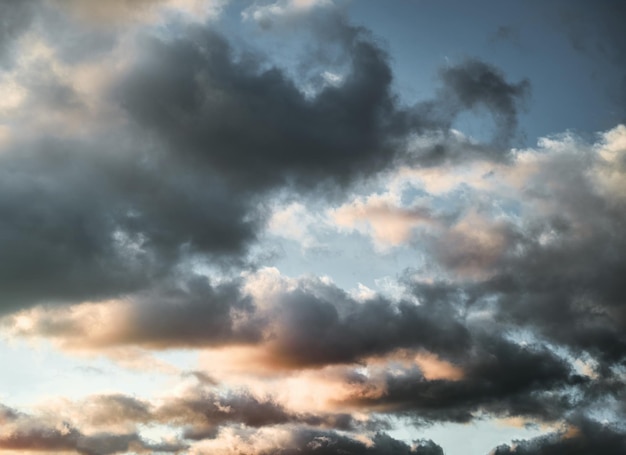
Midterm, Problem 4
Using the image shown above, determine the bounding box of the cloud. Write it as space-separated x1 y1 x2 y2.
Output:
3 114 626 444
0 4 536 317
492 417 626 455
2 270 469 369
470 127 626 364
1 1 626 449
259 280 469 368
264 430 443 455
326 124 626 370
242 0 335 29
437 59 530 148
268 202 324 249
112 22 410 190
0 403 186 455
114 16 531 189
2 276 259 349
21 381 391 451
0 133 261 313
331 194 435 249
339 336 584 424
0 0 37 67
154 386 369 440
429 209 520 278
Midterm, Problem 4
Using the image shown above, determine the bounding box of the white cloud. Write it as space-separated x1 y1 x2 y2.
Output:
242 0 333 27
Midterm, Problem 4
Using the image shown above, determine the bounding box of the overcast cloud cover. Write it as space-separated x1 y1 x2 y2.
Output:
0 1 625 454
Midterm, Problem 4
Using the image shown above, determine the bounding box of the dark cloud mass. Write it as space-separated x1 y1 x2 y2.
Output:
264 282 470 367
114 23 410 189
114 21 530 187
341 335 585 423
0 137 260 313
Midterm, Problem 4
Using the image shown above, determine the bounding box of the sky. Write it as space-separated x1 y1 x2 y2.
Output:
0 1 625 454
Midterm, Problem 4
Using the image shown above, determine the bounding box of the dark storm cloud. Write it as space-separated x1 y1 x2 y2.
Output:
493 417 626 455
341 336 584 424
263 430 443 455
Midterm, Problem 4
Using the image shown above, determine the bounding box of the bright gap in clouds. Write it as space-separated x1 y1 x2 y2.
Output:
0 1 626 455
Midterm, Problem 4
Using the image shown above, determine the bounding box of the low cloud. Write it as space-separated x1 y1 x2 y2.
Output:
0 403 186 455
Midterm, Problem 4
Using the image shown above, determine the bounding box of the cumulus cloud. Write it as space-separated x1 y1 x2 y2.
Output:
264 430 443 455
340 336 585 424
493 417 626 455
112 22 406 189
0 402 186 455
1 276 259 351
2 270 469 369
